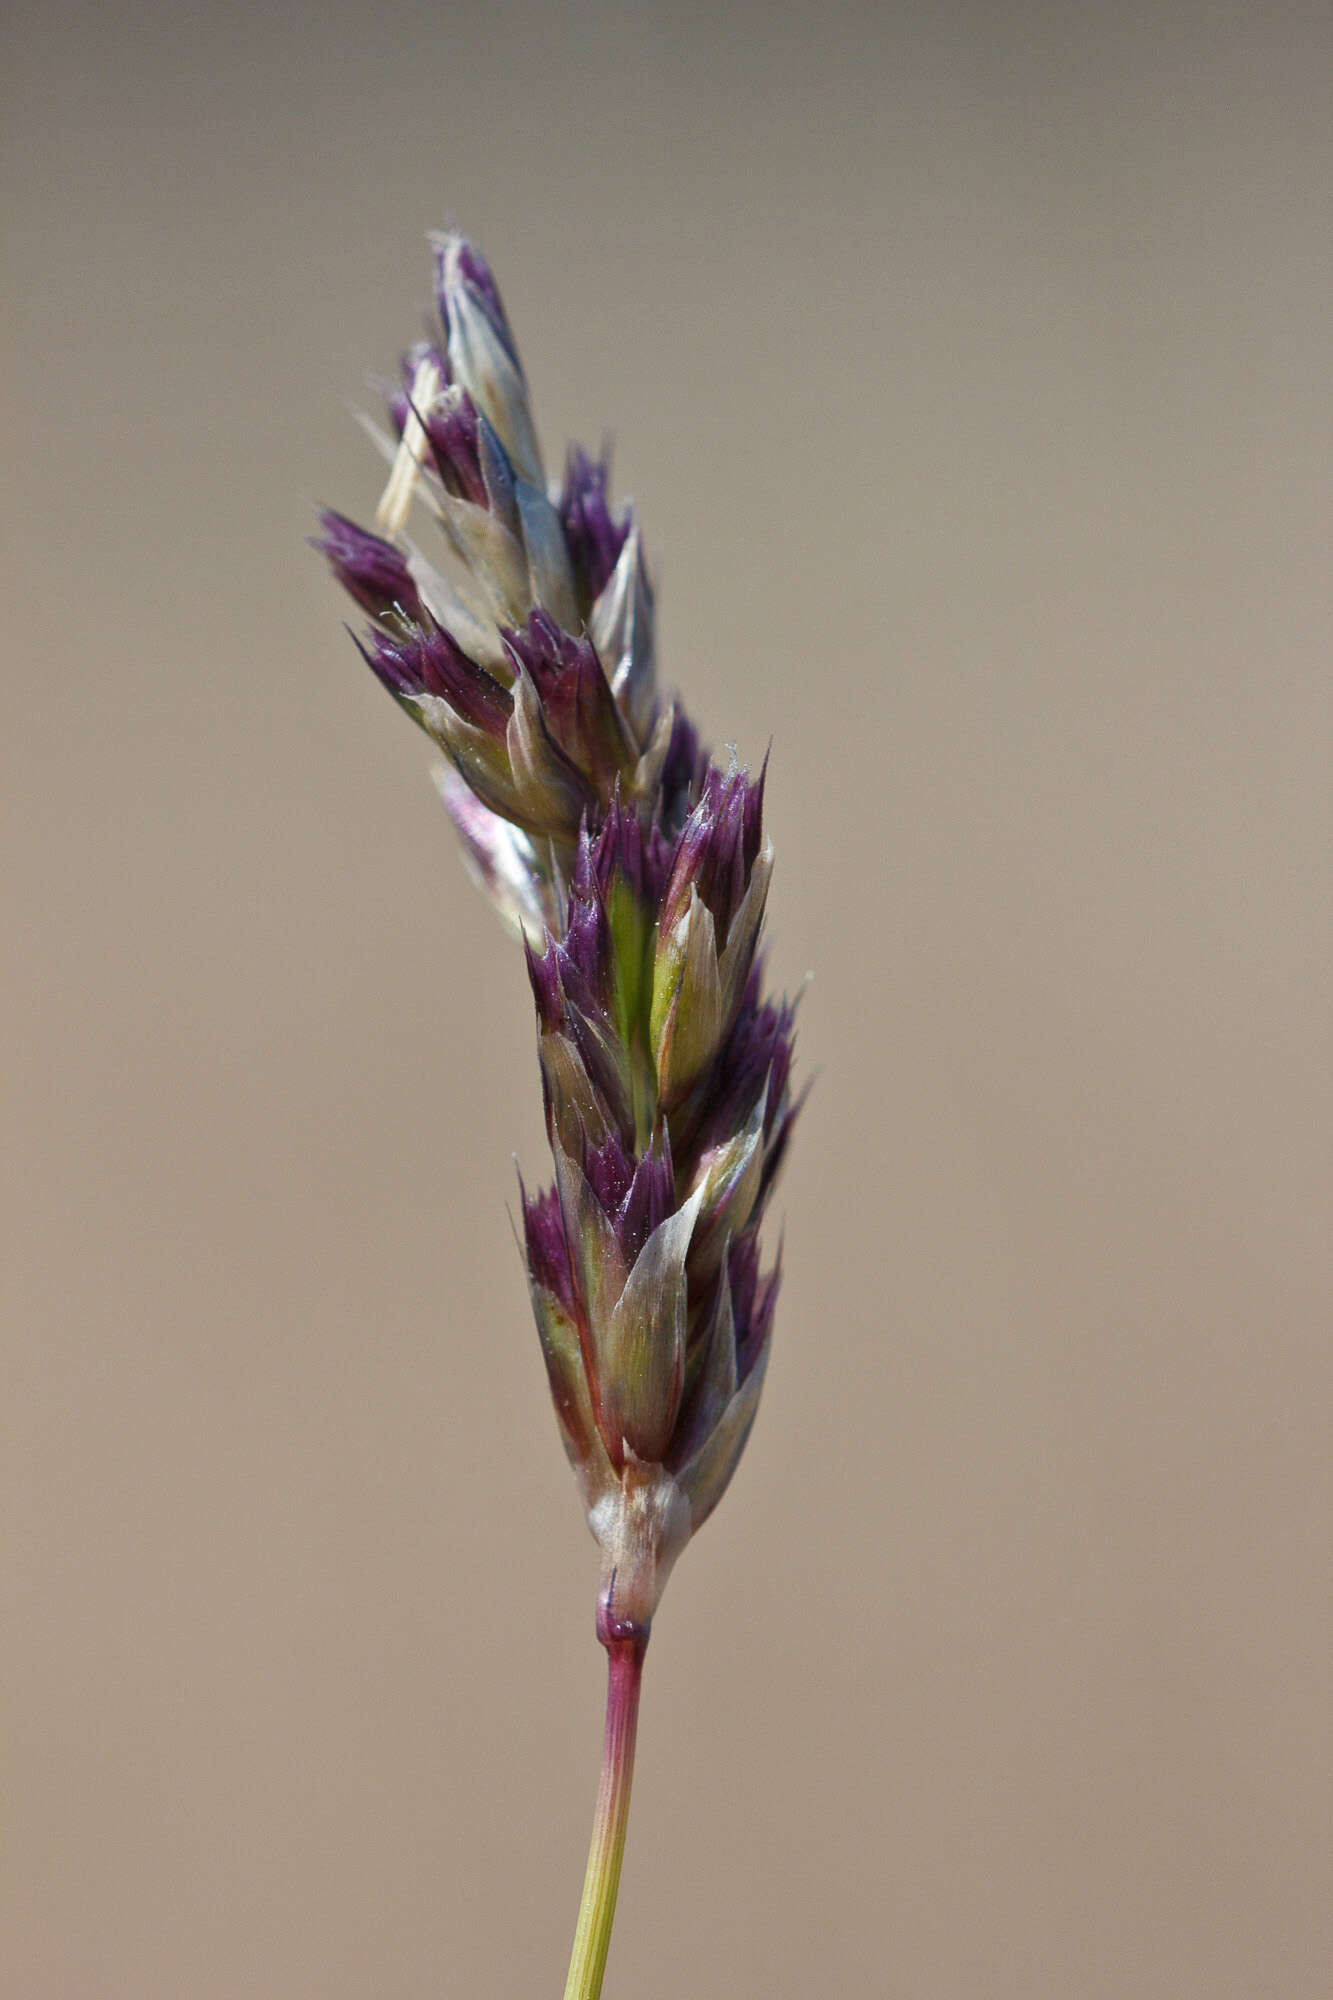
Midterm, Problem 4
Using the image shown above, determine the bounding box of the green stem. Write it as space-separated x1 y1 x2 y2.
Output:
562 1628 647 2000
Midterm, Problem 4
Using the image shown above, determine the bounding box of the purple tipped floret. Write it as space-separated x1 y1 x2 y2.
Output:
502 610 598 694
362 627 512 737
316 511 423 624
523 1182 579 1322
561 878 609 1007
560 447 631 608
588 797 640 900
582 1130 635 1220
422 393 487 507
585 1134 675 1268
661 763 766 941
700 974 797 1151
525 934 566 1032
587 795 675 913
727 1231 781 1383
503 612 632 792
722 964 805 1200
436 236 523 374
658 709 709 834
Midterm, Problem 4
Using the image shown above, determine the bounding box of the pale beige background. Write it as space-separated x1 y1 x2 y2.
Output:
4 3 1330 1995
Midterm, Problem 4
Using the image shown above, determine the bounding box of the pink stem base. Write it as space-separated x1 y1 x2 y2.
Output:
561 1616 648 2000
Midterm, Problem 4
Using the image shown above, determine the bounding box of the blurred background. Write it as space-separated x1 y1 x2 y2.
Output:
4 3 1330 1995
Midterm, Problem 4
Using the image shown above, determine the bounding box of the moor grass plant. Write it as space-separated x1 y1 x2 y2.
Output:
319 231 803 1999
